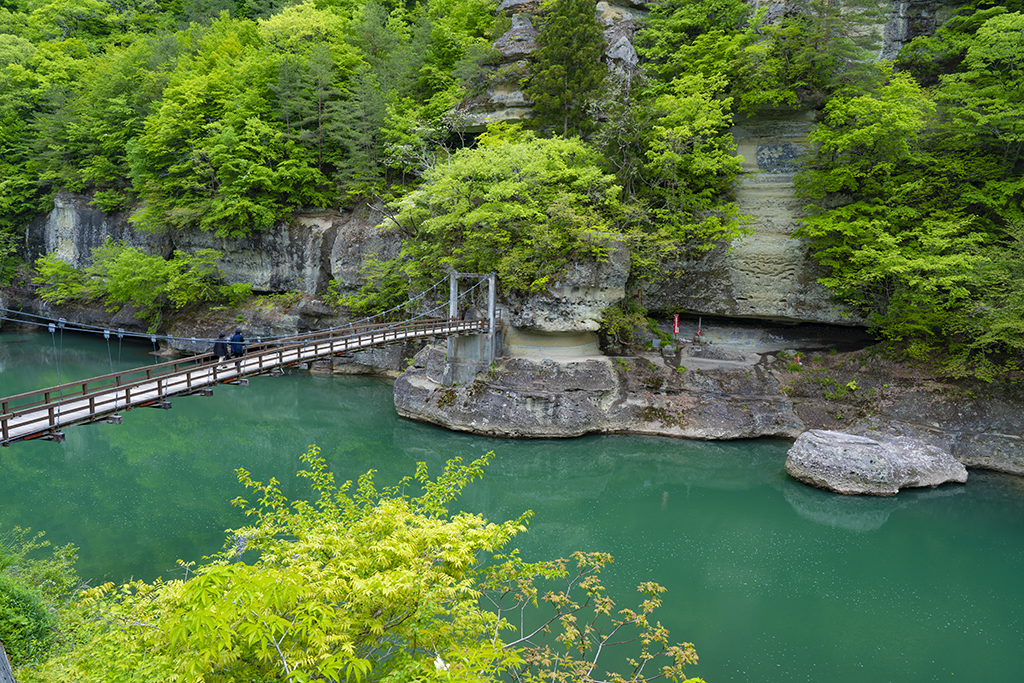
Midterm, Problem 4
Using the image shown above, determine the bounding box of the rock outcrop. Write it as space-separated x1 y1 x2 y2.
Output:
505 239 631 333
880 0 964 60
394 344 804 439
642 109 864 325
394 323 1024 477
785 429 968 495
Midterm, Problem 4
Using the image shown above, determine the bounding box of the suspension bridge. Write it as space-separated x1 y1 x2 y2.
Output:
1 273 499 447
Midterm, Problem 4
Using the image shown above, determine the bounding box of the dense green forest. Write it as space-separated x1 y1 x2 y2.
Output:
2 0 1023 375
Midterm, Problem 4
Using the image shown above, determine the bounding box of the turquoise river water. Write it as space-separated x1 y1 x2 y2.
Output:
2 330 1023 681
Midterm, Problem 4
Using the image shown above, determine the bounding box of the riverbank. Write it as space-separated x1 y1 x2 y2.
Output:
7 291 1023 475
395 325 1024 476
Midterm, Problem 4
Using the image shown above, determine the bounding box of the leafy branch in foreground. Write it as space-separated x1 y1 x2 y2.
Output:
20 447 702 683
483 551 703 683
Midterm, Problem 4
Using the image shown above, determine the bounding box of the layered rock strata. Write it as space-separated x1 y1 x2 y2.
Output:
642 109 864 325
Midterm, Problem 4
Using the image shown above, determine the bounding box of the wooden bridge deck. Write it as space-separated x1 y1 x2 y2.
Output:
2 317 488 446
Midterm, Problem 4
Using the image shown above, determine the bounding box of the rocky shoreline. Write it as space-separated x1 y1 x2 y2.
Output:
394 333 1024 478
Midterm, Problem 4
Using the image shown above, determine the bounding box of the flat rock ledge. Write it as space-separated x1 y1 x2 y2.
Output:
393 345 804 440
785 430 968 496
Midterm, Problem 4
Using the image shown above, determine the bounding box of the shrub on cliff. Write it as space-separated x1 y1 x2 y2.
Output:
34 241 252 332
796 13 1024 377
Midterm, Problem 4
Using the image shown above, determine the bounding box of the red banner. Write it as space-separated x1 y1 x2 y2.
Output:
673 314 679 335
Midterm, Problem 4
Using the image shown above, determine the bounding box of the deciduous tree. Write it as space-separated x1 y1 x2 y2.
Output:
20 448 704 683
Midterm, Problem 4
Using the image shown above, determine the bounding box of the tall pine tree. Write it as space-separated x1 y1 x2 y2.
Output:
525 0 606 137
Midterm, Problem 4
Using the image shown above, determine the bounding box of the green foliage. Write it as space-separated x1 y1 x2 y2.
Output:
489 551 703 683
640 73 748 249
635 0 750 88
938 11 1024 186
32 253 97 303
33 241 252 331
344 253 412 317
795 15 1024 376
594 70 749 283
795 71 985 345
386 133 621 295
22 448 701 683
321 278 347 308
0 526 79 669
732 0 884 109
0 527 79 603
599 299 649 349
896 2 1023 86
126 16 336 237
0 575 54 668
0 0 502 235
0 229 20 284
525 0 607 137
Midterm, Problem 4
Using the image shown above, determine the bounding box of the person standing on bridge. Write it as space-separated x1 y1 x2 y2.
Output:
229 329 246 361
213 333 229 363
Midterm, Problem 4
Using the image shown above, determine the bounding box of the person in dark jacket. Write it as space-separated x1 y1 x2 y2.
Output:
212 333 228 362
229 329 246 358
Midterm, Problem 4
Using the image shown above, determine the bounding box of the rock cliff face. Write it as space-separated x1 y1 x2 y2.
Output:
21 198 404 364
25 194 170 266
505 239 632 333
24 197 401 299
880 0 964 60
643 109 864 325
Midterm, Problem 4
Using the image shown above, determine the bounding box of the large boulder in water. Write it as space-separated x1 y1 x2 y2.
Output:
785 429 968 496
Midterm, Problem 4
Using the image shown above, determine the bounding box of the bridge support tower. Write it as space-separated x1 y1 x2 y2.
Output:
443 272 502 386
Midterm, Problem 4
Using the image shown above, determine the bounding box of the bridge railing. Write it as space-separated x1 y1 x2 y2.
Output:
1 315 494 444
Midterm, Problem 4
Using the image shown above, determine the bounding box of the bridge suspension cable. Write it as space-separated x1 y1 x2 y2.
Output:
0 271 486 348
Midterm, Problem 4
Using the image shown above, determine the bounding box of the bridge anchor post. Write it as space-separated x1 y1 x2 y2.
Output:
443 272 503 386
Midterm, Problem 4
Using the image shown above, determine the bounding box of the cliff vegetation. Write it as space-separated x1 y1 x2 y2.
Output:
1 0 1022 377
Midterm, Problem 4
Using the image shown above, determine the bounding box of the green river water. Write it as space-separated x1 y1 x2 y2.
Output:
2 330 1023 681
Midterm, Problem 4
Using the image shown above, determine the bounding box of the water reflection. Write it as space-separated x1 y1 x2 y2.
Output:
782 479 965 532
